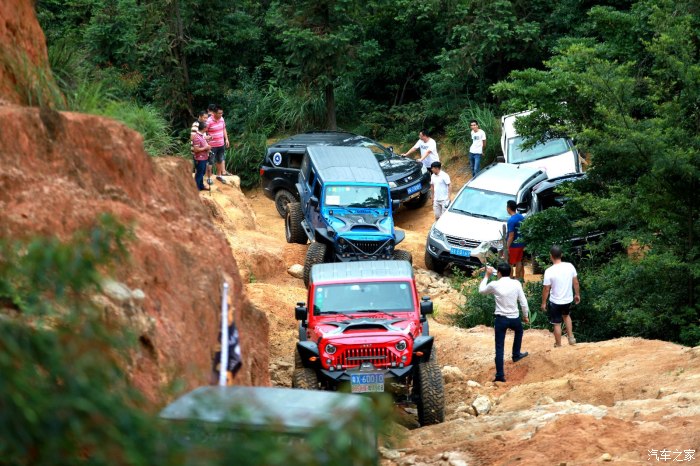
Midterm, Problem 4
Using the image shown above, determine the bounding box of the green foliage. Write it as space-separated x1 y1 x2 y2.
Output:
521 207 575 269
227 132 267 189
100 101 178 156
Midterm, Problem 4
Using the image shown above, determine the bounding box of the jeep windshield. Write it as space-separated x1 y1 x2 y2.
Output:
324 185 389 209
507 136 571 164
341 136 391 162
313 282 415 314
450 187 513 222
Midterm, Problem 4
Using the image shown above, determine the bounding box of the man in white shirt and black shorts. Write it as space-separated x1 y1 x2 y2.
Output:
541 245 581 347
430 161 451 220
479 262 530 383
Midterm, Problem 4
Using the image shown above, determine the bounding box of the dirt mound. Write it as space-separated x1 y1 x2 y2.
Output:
0 106 270 401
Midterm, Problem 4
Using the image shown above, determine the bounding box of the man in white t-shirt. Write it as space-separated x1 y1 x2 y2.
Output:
541 245 581 347
402 129 439 169
479 262 530 383
468 120 486 177
429 161 451 220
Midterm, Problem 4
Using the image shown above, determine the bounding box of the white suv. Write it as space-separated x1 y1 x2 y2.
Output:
500 110 582 179
424 163 547 273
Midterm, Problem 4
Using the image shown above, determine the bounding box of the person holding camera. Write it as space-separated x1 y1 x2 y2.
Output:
430 161 451 220
479 262 530 383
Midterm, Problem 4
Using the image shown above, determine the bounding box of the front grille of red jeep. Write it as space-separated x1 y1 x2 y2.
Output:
338 347 400 369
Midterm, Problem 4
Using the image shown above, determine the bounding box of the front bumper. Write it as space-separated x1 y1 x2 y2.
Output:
425 234 484 268
320 365 413 385
391 172 431 204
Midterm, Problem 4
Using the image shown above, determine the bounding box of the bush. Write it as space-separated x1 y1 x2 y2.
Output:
521 207 576 270
578 253 699 346
100 101 178 156
227 132 267 189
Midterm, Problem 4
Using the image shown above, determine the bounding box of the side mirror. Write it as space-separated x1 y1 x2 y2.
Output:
420 296 433 315
391 199 401 211
295 302 308 321
516 202 528 213
309 196 319 208
388 146 394 153
496 155 505 163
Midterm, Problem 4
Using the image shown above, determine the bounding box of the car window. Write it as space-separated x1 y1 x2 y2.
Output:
324 185 389 209
313 282 415 314
313 181 322 200
450 187 514 221
308 171 316 189
342 137 391 162
301 156 311 180
507 137 570 164
289 153 304 169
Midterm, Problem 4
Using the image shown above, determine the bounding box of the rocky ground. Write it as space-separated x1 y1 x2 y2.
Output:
203 155 700 466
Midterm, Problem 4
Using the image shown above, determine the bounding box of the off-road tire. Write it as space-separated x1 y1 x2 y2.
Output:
393 249 413 264
303 242 328 287
286 202 307 244
275 189 296 217
404 192 429 209
294 350 304 369
414 360 445 426
424 250 447 274
292 368 319 390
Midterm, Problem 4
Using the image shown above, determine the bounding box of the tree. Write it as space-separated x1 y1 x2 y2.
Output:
265 0 379 129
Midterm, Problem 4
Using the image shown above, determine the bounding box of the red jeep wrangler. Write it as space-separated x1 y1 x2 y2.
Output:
293 260 445 426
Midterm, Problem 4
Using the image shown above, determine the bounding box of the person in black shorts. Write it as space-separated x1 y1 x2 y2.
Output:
541 245 580 346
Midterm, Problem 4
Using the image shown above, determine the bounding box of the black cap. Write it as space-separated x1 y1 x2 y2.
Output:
430 161 442 169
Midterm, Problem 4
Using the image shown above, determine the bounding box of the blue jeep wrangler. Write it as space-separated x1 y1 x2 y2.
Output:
285 146 411 286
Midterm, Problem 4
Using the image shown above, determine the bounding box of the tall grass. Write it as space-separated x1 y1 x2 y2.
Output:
226 132 267 189
0 47 65 109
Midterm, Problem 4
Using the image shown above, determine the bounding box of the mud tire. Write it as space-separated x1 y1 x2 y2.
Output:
275 189 296 217
303 242 328 287
393 249 413 264
286 202 307 244
414 360 445 426
294 350 304 369
424 250 447 274
292 368 319 390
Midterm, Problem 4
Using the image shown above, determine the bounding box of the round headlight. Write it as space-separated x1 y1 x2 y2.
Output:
395 340 407 351
325 344 337 355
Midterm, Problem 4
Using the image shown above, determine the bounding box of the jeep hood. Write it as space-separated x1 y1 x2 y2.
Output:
324 207 394 236
314 317 416 342
379 156 421 180
435 210 506 243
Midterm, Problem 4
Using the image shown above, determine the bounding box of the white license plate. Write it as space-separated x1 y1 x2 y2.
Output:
450 247 471 257
407 183 422 195
350 373 385 393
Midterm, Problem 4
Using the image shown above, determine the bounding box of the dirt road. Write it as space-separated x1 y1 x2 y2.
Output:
207 171 700 466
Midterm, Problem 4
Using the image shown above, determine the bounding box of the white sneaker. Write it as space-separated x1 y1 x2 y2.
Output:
568 335 577 345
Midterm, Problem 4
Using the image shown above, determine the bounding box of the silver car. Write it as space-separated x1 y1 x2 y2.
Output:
424 163 547 273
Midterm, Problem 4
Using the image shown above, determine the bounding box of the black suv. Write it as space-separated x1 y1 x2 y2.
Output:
285 145 411 287
261 131 431 217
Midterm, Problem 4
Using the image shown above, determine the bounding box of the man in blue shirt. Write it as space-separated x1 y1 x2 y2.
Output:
506 200 525 281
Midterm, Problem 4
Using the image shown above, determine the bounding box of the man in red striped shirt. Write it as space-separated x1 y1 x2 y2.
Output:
207 105 230 183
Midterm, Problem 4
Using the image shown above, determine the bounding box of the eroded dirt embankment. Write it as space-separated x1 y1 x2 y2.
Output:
204 157 700 465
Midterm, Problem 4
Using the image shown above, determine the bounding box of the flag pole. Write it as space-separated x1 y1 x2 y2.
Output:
218 282 230 386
